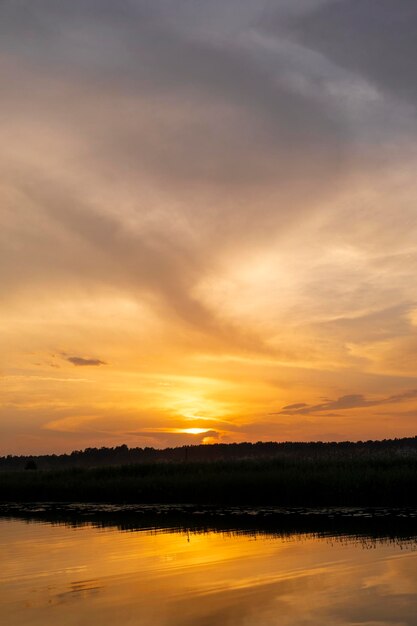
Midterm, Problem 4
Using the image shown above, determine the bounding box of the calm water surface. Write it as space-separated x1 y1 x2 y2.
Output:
1 517 417 625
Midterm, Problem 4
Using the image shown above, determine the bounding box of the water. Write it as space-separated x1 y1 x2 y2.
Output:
1 513 417 625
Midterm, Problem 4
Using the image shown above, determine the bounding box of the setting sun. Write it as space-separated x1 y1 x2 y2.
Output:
180 428 211 436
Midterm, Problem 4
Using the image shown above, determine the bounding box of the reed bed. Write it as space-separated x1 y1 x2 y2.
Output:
1 455 417 506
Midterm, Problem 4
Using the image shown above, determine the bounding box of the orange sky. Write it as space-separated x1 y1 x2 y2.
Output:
2 1 417 454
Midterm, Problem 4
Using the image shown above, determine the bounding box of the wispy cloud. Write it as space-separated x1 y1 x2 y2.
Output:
291 0 417 106
278 389 417 415
2 1 417 452
3 375 92 383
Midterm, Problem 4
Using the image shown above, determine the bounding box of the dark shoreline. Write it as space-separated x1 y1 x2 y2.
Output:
2 457 417 507
4 437 417 472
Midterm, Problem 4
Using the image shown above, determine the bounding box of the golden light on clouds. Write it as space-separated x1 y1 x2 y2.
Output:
2 1 417 453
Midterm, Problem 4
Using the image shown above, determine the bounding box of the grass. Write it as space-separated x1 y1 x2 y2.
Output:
1 455 417 506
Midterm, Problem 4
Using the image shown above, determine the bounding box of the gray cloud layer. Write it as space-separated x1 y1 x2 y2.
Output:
2 2 416 340
8 1 345 193
291 0 417 105
0 0 352 343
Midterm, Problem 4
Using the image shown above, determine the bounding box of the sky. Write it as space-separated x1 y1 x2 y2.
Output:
2 0 417 454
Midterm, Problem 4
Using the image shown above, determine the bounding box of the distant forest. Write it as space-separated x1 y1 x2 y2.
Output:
2 436 417 471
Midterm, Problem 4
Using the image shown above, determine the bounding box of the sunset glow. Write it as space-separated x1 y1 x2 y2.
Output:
2 1 417 454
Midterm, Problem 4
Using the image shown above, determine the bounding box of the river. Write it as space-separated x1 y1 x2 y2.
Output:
1 509 417 625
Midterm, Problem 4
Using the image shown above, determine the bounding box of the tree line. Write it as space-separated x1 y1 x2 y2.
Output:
1 436 417 471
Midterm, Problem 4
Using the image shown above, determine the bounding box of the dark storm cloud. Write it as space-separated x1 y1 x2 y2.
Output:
290 0 417 105
278 389 417 415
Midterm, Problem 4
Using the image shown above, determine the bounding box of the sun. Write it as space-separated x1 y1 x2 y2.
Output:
181 428 210 435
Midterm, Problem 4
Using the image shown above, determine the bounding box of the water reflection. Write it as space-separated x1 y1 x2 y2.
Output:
1 508 417 625
2 503 417 543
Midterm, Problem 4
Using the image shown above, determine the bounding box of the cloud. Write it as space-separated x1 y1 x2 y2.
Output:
282 403 308 411
2 1 417 452
0 0 365 353
278 389 417 415
66 356 107 367
290 0 417 105
3 375 92 383
314 304 414 343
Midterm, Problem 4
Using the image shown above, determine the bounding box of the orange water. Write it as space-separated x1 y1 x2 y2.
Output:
1 519 417 625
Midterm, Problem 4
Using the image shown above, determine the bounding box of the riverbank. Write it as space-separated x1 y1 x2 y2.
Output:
1 456 417 506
